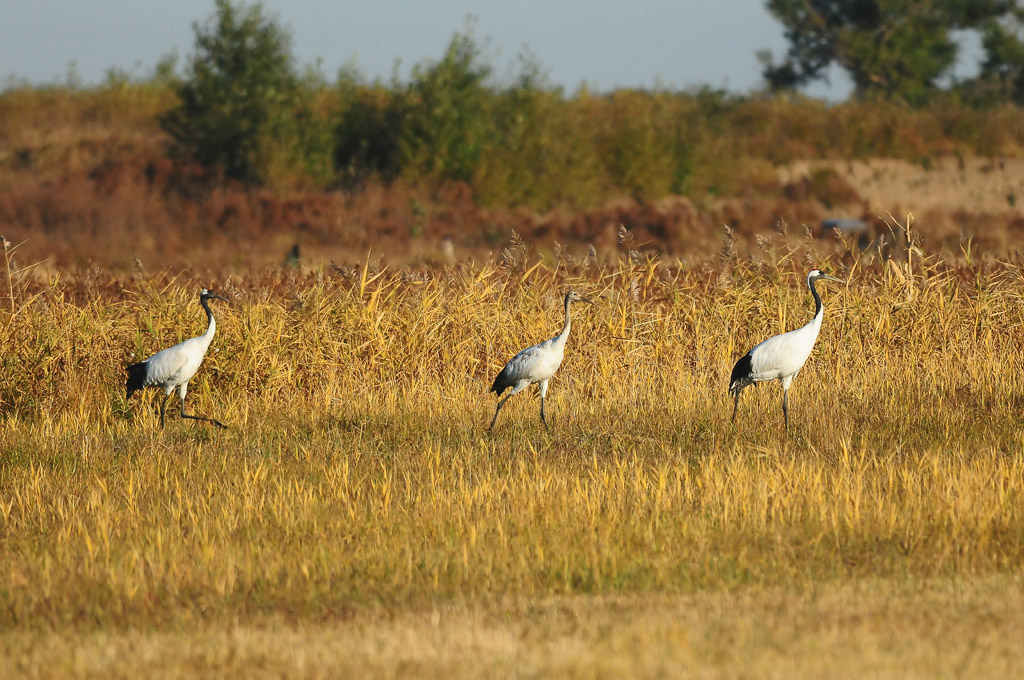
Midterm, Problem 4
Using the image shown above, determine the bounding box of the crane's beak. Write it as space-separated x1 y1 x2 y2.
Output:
822 274 844 285
579 295 596 305
208 292 229 303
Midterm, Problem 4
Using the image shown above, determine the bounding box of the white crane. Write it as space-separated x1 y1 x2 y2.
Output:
489 290 594 431
126 288 229 429
729 269 843 428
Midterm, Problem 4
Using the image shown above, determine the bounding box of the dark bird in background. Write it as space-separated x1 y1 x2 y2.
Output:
283 243 301 269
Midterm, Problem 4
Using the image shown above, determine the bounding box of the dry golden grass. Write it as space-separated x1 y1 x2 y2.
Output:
4 579 1024 678
3 231 1024 675
782 157 1024 214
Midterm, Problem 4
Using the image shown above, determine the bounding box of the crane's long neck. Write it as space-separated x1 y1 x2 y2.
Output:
800 275 826 343
555 293 573 345
808 276 823 321
199 296 217 342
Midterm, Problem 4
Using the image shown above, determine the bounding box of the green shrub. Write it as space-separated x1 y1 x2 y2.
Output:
398 29 495 184
160 0 311 185
333 71 404 184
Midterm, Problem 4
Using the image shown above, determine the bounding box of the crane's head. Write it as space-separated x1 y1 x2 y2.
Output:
566 290 595 305
200 288 228 303
807 269 843 285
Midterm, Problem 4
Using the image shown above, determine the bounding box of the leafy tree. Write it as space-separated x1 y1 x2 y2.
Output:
973 9 1024 103
399 28 495 182
161 0 302 184
333 67 405 184
761 0 1013 103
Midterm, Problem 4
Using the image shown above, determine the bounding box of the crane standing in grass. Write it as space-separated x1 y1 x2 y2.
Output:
489 290 594 431
126 288 229 429
729 270 844 428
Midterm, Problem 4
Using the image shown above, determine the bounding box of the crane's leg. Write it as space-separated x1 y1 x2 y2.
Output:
160 390 172 429
489 380 531 432
177 383 227 429
538 380 549 430
780 376 793 430
489 394 514 431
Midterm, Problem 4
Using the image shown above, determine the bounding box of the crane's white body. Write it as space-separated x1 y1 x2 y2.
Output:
489 291 592 430
744 310 822 388
139 318 216 400
126 288 227 428
729 270 842 427
497 331 568 396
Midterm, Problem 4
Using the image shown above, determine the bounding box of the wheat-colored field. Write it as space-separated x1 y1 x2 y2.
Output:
3 231 1024 676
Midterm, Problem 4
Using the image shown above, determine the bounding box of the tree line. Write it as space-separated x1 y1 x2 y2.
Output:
761 0 1024 105
158 0 1024 204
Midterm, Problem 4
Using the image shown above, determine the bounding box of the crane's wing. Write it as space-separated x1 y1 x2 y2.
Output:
491 336 565 396
139 342 191 388
748 326 817 381
491 345 537 395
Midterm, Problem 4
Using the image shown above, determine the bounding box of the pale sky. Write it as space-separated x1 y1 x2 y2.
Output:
2 1 857 98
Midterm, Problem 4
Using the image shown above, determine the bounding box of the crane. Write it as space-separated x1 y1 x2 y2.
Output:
489 290 594 431
729 269 843 428
126 288 229 429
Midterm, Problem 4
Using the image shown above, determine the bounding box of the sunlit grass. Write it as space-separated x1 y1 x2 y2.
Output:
2 239 1024 674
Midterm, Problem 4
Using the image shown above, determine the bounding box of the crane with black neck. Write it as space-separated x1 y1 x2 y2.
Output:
729 270 843 428
126 288 229 429
489 290 594 431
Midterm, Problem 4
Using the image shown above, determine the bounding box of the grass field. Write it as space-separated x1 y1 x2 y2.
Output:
5 580 1024 677
3 231 1024 676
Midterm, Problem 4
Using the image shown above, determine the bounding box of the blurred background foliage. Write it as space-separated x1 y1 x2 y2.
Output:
5 0 1024 211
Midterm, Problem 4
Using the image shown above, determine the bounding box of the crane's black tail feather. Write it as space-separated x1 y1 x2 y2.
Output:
729 353 754 396
126 361 148 399
490 366 512 396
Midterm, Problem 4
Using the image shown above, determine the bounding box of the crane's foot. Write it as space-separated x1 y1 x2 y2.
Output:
181 412 228 429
